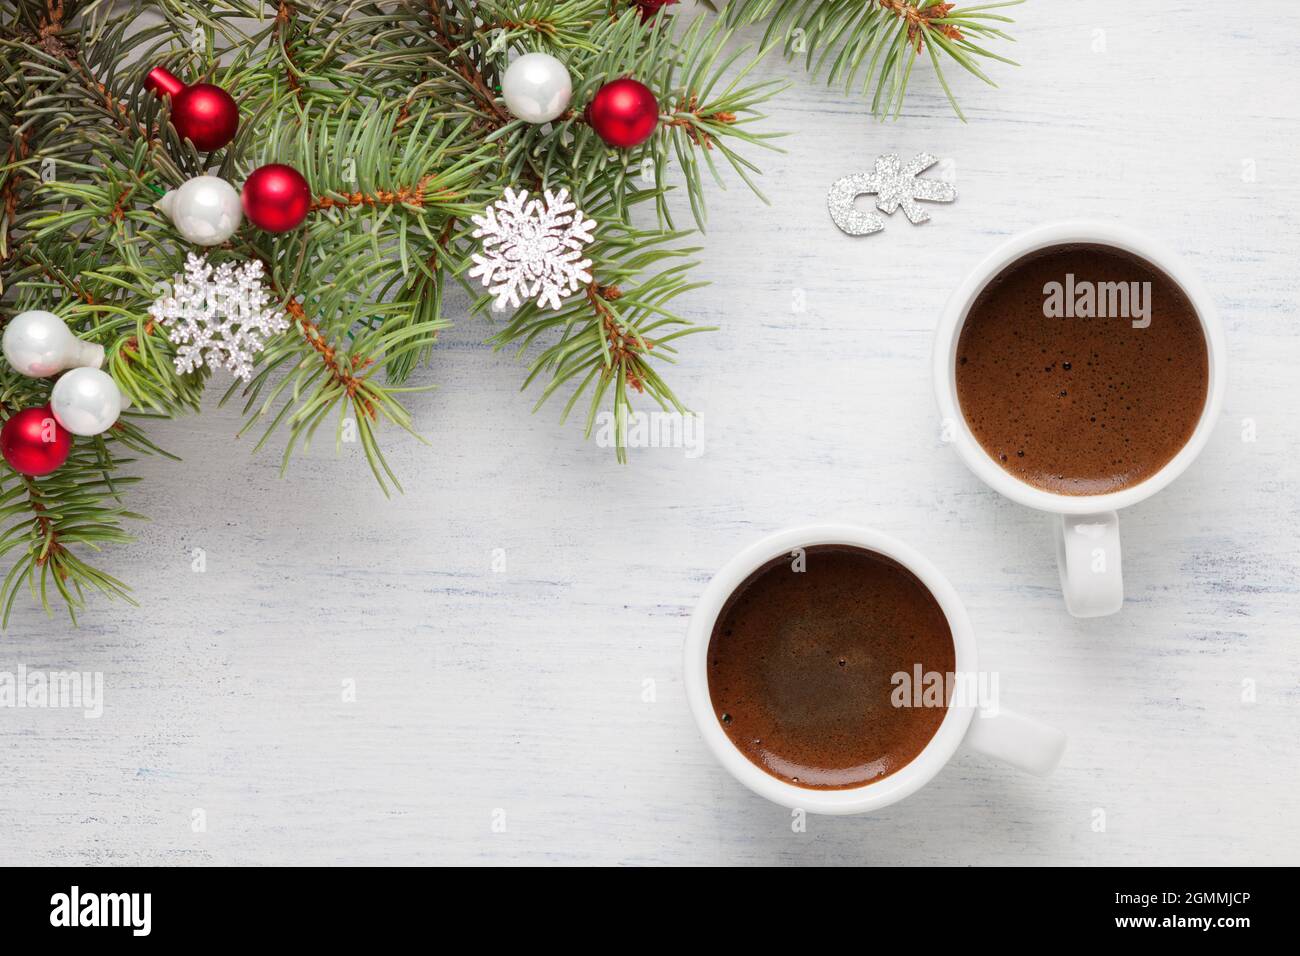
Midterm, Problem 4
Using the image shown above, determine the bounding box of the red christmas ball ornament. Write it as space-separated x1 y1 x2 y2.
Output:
145 67 239 151
635 0 678 21
1 406 72 477
241 164 313 232
585 78 660 149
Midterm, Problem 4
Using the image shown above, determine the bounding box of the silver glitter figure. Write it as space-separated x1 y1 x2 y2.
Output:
469 187 595 311
828 153 957 236
149 253 289 381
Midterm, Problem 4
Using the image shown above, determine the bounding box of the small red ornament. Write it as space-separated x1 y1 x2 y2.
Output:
145 66 239 151
585 78 660 149
241 164 313 233
635 0 678 21
1 406 72 477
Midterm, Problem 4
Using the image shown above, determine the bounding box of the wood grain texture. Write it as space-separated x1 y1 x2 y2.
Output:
3 1 1298 866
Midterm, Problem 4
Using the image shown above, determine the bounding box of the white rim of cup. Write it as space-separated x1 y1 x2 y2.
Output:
932 220 1227 515
683 525 977 815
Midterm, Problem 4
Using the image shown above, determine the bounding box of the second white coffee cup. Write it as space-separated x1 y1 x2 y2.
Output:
933 221 1226 617
684 525 1065 815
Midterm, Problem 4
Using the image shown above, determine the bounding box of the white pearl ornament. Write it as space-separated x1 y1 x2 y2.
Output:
2 310 104 378
501 52 572 124
156 175 242 246
50 367 123 436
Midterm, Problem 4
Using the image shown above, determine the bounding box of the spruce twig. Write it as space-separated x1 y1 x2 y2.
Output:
718 0 1024 120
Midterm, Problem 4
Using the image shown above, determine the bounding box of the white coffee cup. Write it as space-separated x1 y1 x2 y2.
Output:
684 525 1066 815
933 221 1227 618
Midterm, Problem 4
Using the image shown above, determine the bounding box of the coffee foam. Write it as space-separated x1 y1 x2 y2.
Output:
955 244 1209 495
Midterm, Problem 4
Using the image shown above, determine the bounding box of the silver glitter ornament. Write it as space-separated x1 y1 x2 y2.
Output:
828 153 957 236
148 253 289 381
469 187 595 310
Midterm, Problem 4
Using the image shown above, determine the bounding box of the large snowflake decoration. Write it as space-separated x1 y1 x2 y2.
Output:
827 153 957 236
468 187 596 311
148 253 289 381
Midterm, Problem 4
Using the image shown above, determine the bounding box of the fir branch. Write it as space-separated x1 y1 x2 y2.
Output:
483 7 785 229
0 0 785 623
0 439 141 627
720 0 1023 120
483 188 709 462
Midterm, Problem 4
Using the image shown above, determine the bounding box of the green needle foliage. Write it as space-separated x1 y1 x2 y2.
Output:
0 1 1023 625
720 0 1024 120
0 0 786 625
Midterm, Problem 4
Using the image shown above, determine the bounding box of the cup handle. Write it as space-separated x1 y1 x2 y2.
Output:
1054 511 1123 617
965 706 1066 776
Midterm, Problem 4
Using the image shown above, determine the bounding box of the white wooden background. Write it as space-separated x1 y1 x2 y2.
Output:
3 0 1298 866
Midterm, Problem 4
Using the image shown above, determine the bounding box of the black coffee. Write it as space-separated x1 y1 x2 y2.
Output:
956 243 1209 495
707 546 955 790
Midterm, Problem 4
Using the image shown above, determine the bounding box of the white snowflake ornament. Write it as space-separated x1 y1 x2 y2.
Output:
469 187 595 310
148 253 289 381
828 153 957 236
